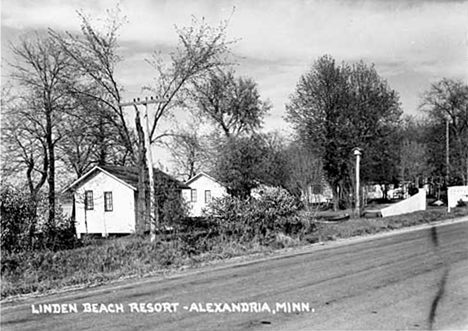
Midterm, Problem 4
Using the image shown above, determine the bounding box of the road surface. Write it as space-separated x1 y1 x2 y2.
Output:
2 219 468 330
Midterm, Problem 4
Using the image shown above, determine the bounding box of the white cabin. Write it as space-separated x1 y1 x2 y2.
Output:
62 165 189 238
183 172 228 217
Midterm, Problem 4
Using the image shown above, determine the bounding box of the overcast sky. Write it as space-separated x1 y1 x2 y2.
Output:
2 0 467 167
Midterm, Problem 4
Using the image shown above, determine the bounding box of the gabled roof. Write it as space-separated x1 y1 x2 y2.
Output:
62 165 190 193
185 172 225 186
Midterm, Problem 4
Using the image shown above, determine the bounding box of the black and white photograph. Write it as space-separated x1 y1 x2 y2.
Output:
1 0 468 330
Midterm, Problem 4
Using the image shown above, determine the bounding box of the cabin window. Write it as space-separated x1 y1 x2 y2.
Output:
104 192 113 212
205 190 212 204
85 190 94 210
191 189 197 202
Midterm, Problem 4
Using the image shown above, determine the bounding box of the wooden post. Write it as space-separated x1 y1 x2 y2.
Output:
446 117 450 185
353 148 362 217
120 96 168 242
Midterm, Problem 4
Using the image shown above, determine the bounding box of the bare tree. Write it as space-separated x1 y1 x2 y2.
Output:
58 94 130 178
421 78 468 185
51 11 235 236
51 9 153 235
285 143 324 204
167 121 209 181
49 10 135 164
6 34 74 246
145 16 235 144
398 116 432 186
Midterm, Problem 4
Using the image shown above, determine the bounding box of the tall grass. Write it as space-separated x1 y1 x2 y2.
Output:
2 207 467 300
1 238 187 298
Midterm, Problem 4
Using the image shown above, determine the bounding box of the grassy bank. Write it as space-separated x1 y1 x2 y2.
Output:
304 206 468 243
2 206 467 300
0 238 273 300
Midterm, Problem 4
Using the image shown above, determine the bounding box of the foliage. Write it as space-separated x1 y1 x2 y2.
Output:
153 174 191 229
1 186 36 253
420 78 468 184
286 55 403 209
203 186 304 244
212 133 295 199
190 69 270 138
212 135 265 198
1 185 80 253
254 132 290 189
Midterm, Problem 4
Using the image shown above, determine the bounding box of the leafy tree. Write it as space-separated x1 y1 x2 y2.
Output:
190 69 270 138
212 133 290 199
254 131 290 189
213 135 265 199
286 55 402 209
420 78 468 185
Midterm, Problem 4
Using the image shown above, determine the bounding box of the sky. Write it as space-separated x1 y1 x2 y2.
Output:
2 0 468 170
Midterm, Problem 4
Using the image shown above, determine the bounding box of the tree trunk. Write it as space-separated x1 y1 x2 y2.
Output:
26 154 47 250
332 184 340 211
46 107 56 248
27 196 38 250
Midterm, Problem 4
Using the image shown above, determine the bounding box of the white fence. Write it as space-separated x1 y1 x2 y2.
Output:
380 189 426 217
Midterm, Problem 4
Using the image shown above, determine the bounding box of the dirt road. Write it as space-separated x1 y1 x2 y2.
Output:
2 219 467 330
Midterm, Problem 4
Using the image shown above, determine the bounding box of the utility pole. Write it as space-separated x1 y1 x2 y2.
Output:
353 148 362 218
120 96 168 242
446 117 450 185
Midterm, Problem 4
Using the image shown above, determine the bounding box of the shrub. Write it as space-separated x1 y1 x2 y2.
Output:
202 186 304 244
1 186 36 253
1 185 80 253
154 178 191 230
457 199 467 207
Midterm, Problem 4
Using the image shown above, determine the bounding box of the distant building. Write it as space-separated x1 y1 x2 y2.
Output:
366 184 384 200
182 172 228 217
301 183 333 204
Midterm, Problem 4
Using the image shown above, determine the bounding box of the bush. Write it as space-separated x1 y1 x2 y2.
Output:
1 185 80 253
202 186 305 244
1 186 36 253
457 199 467 207
154 177 191 232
